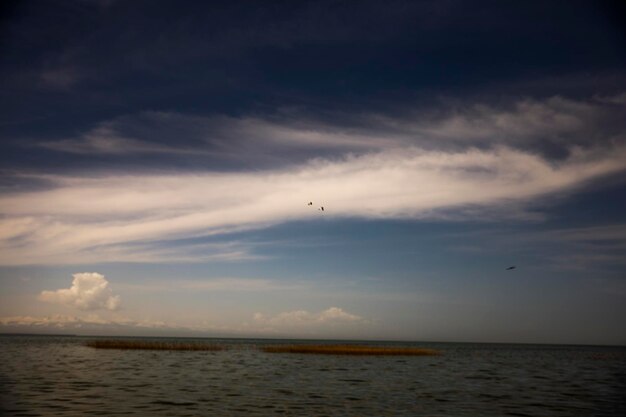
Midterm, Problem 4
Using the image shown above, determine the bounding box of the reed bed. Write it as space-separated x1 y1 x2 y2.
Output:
85 340 225 351
261 344 441 356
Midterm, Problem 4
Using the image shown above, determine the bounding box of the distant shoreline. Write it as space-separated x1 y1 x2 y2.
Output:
0 333 78 337
1 332 624 348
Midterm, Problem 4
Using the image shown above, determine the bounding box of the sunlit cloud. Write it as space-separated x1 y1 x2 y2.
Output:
0 308 367 337
39 273 121 311
1 142 625 264
3 95 625 265
253 307 365 332
1 314 109 327
0 314 176 333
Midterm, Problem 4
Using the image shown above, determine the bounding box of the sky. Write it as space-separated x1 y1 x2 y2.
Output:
0 0 625 345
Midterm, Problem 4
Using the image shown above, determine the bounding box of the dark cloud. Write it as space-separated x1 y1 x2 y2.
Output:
1 0 624 134
1 1 625 345
0 93 619 177
0 1 624 224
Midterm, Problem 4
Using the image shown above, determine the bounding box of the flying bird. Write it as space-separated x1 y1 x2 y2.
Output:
307 201 313 206
319 206 324 211
506 266 516 270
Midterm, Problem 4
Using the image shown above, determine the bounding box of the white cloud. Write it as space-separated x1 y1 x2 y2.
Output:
39 273 121 311
0 310 366 337
0 314 177 333
0 314 109 327
0 144 625 265
2 95 626 265
253 306 363 327
318 306 363 321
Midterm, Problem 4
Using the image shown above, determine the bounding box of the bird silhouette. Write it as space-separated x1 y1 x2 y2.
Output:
307 202 313 206
319 206 324 211
506 266 516 270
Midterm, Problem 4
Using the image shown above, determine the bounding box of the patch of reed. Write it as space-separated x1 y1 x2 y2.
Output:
261 344 441 356
85 340 225 351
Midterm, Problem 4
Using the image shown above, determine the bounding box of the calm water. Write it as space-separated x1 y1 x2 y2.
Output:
0 336 624 416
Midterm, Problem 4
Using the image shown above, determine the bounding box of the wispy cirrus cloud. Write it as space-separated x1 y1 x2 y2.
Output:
447 223 626 271
116 277 305 293
42 128 178 155
2 94 625 265
1 145 625 265
39 111 395 159
37 94 626 163
522 224 626 271
40 67 81 89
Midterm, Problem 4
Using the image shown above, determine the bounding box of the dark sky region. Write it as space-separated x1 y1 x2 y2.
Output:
0 0 625 345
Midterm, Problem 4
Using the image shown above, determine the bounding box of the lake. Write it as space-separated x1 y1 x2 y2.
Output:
1 335 624 416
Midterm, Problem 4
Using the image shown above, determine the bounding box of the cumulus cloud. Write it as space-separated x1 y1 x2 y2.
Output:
253 307 363 326
39 273 121 311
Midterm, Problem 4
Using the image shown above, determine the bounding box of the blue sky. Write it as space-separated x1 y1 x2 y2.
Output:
0 0 625 344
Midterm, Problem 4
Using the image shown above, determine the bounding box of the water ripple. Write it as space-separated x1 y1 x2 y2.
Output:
1 336 625 416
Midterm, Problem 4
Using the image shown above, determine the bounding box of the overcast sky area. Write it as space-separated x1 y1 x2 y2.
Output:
0 0 625 345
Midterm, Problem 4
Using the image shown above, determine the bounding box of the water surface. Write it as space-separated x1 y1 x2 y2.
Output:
1 336 624 416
